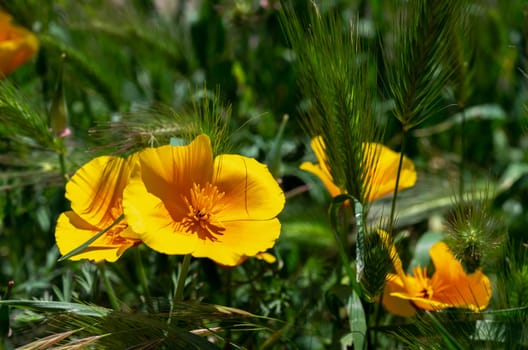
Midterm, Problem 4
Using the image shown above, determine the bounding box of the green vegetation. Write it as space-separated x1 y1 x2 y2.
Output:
0 0 527 348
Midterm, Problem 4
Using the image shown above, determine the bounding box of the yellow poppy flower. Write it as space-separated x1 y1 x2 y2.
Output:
55 156 141 262
300 136 417 202
0 11 39 76
381 234 492 317
123 134 285 267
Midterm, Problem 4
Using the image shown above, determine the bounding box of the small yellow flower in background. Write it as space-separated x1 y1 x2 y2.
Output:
123 134 285 267
232 251 277 267
55 156 141 262
300 136 417 202
0 11 39 76
379 230 492 317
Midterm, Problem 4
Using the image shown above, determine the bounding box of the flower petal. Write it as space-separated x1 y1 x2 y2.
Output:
300 161 343 198
191 218 281 266
55 211 135 262
382 274 416 317
136 134 214 204
0 13 38 75
123 176 197 255
429 242 492 310
300 136 344 197
214 155 285 221
367 143 417 201
66 156 130 227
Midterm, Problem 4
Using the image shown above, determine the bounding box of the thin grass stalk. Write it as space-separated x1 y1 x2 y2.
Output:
134 248 152 311
339 204 351 283
58 150 67 184
387 130 408 235
173 254 192 304
459 107 466 197
99 264 120 310
225 268 232 346
330 196 362 298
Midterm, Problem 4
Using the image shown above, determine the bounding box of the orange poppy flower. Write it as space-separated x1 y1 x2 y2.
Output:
300 136 417 202
0 11 39 75
380 232 492 317
123 134 285 266
55 156 141 262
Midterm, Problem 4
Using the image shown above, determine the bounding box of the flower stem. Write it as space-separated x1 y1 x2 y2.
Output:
388 129 408 234
58 150 67 184
99 264 120 310
174 254 192 304
329 196 362 297
459 107 466 197
134 248 152 309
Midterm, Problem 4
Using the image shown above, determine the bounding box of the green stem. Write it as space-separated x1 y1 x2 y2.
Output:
388 130 408 234
173 254 192 304
99 264 120 310
134 248 152 308
329 196 363 297
338 204 351 282
225 268 232 344
58 150 67 184
459 107 466 197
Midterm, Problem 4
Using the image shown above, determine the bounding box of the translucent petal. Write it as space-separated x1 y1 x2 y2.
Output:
66 156 130 227
55 211 135 262
366 143 417 201
136 134 213 204
213 155 285 221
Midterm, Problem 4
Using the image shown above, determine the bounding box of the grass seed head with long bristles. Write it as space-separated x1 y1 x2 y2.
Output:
384 0 466 131
280 2 384 207
0 79 61 152
89 87 232 157
445 188 505 272
359 228 393 300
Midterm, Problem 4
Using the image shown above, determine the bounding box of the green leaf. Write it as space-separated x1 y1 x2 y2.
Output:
0 300 110 317
341 291 366 350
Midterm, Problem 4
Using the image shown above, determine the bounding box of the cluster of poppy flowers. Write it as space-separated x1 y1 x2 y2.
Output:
301 137 491 316
55 134 285 267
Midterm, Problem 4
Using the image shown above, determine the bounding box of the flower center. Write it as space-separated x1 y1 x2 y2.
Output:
412 266 434 300
181 182 226 241
103 222 128 244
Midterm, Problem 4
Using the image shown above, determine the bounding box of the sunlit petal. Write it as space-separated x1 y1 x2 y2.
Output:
123 177 197 254
381 240 492 316
366 143 417 201
66 156 130 227
300 161 342 197
214 155 285 221
124 134 285 265
382 274 416 317
301 137 417 202
55 211 135 262
429 242 492 310
136 134 214 203
191 219 281 266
